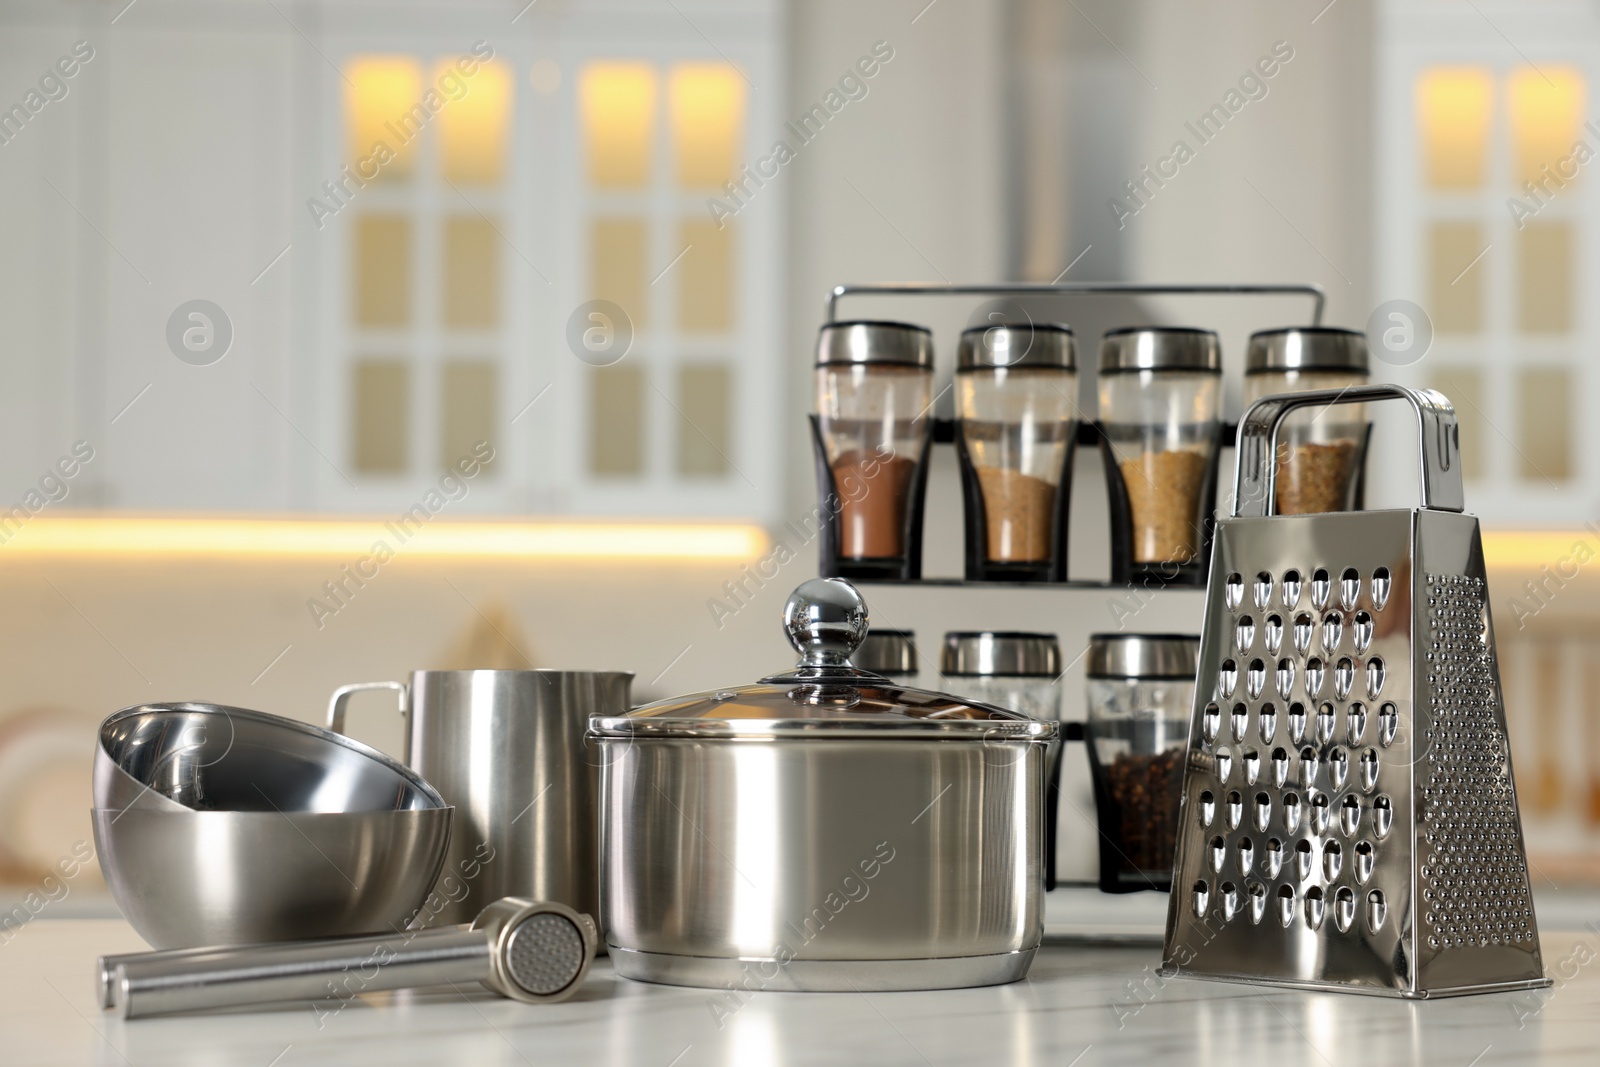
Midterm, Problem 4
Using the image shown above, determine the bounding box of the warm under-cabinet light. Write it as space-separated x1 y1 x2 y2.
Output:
0 517 768 561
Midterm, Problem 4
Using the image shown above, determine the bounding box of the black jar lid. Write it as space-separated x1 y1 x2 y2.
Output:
956 322 1075 371
1098 327 1222 375
816 320 934 368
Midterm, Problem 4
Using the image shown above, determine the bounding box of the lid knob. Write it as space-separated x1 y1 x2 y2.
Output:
783 578 869 668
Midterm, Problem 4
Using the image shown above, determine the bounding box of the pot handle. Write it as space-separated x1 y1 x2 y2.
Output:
327 681 408 735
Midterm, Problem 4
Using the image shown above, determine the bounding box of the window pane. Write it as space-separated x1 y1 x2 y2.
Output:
1518 222 1573 333
438 59 512 185
346 56 421 181
1518 366 1573 481
354 215 412 328
1428 220 1484 334
678 218 734 332
589 366 646 476
1509 66 1584 187
1427 364 1485 480
670 63 745 188
677 363 732 476
442 216 500 329
1417 67 1492 190
441 360 497 474
591 217 648 329
353 360 410 474
580 62 656 188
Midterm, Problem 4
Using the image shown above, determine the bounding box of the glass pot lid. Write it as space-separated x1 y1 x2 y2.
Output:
589 579 1057 741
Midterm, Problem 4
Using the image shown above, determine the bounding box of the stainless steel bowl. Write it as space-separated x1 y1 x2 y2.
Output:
93 703 453 949
95 702 445 812
93 808 452 949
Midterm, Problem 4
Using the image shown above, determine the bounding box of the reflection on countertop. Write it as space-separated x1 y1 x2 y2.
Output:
6 919 1600 1065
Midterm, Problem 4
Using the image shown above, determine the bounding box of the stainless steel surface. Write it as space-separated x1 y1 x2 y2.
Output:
1098 327 1222 374
593 578 1054 992
610 947 1039 992
1246 326 1369 374
852 629 919 677
777 576 871 671
1162 387 1547 998
95 702 445 812
1234 384 1465 518
825 282 1327 326
92 807 452 950
328 669 632 927
814 320 934 367
956 322 1076 370
940 632 1062 677
108 897 596 1019
1086 633 1201 679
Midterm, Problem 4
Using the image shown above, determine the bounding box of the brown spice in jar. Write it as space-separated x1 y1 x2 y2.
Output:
831 450 917 559
1120 449 1207 564
1102 746 1184 877
976 467 1056 563
1275 440 1359 515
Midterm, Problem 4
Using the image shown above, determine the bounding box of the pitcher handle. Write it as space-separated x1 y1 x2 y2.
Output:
327 681 408 735
1232 383 1463 518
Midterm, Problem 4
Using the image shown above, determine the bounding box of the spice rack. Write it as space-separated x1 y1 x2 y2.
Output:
812 281 1329 590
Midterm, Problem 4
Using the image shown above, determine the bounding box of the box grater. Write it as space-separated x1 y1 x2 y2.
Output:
1160 384 1549 998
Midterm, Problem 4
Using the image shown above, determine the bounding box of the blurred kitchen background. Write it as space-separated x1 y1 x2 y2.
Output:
3 0 1600 907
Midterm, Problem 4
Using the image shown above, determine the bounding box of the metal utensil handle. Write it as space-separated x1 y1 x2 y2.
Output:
825 282 1326 324
326 680 408 734
1232 383 1463 518
115 925 488 1020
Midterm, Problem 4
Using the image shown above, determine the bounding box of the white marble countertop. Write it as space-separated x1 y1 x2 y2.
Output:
5 915 1599 1066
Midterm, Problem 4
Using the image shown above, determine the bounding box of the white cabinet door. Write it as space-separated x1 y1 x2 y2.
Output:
100 23 296 510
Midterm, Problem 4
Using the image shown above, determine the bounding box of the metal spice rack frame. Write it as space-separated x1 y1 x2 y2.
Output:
812 281 1330 591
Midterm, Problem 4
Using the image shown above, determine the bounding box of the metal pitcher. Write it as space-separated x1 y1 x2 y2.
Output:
329 669 632 927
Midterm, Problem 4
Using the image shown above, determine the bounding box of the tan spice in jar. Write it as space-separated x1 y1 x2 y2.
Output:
1120 449 1207 564
1276 440 1359 515
976 467 1056 562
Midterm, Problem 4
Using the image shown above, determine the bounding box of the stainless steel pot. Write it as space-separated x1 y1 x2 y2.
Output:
590 578 1057 993
328 669 632 927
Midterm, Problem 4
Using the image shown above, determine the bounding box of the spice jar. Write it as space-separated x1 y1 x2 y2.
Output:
1084 633 1198 894
941 632 1064 887
1245 327 1370 515
1098 328 1222 582
814 321 935 579
955 323 1078 582
852 628 919 680
939 632 1062 720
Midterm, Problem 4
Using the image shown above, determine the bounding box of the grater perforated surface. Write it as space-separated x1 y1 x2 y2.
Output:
1186 565 1395 940
505 912 587 996
1418 574 1538 951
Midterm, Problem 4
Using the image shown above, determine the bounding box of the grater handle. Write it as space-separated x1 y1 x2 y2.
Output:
1233 384 1463 517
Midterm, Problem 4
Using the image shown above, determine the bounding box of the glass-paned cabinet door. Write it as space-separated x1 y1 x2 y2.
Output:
1376 1 1596 524
309 1 782 520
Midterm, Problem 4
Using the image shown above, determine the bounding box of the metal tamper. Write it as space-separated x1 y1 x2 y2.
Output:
101 897 596 1020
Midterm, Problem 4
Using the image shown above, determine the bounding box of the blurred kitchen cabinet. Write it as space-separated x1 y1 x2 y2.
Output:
0 24 94 504
0 0 783 519
1376 3 1600 524
97 23 299 510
